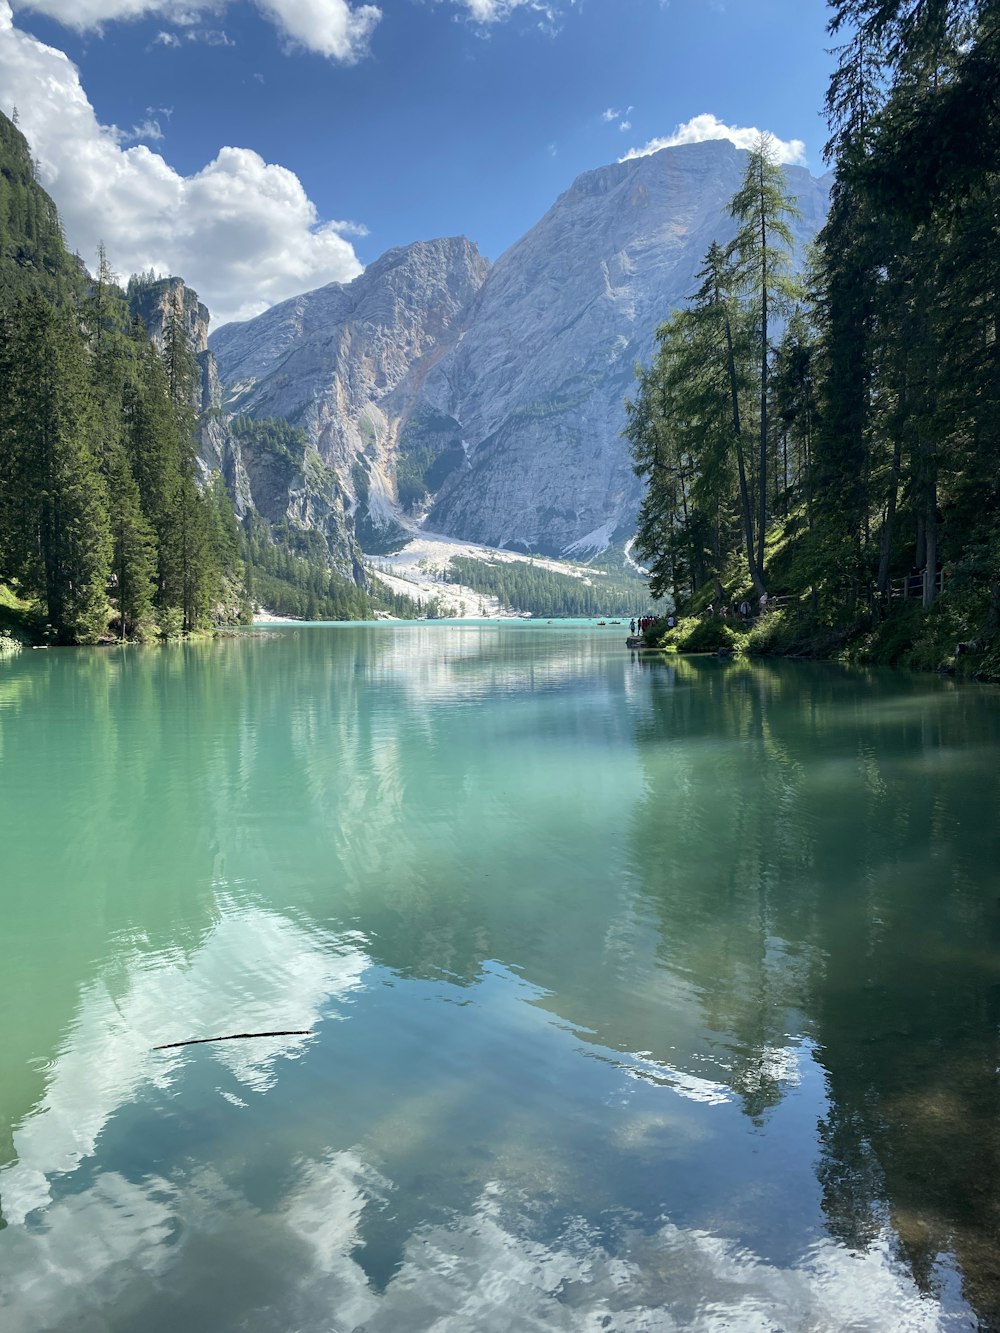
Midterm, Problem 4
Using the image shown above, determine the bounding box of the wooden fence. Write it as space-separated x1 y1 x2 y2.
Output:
707 570 947 620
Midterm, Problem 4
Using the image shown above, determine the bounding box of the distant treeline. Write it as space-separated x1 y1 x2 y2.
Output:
245 515 418 621
446 556 646 618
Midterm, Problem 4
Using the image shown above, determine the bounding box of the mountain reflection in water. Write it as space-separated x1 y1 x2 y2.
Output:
0 628 997 1331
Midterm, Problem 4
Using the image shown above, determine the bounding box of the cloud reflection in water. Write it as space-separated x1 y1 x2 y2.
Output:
0 897 971 1332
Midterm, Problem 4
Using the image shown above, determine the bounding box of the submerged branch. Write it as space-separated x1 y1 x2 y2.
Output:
153 1030 312 1050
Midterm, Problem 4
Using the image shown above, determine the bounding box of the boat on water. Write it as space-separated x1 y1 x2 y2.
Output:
597 620 607 626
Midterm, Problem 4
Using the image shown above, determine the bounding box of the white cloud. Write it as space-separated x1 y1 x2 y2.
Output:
602 104 633 133
153 28 179 45
14 1 205 25
0 2 366 324
10 0 382 64
256 0 380 59
118 115 165 142
448 0 558 21
621 113 808 167
192 25 234 44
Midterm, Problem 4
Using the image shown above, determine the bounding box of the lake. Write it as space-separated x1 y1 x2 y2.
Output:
1 623 999 1331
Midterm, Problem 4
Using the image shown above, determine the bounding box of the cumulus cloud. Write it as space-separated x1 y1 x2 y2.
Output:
256 0 380 59
10 0 382 64
621 112 808 167
0 2 366 325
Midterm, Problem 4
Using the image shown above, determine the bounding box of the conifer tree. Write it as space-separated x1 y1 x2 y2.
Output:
728 134 801 578
106 438 157 638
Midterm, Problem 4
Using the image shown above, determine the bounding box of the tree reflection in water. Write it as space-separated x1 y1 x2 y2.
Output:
630 652 1000 1324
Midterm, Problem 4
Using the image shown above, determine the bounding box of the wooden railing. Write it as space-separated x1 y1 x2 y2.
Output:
887 569 946 599
703 571 948 620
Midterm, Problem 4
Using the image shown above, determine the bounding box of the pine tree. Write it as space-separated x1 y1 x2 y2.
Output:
106 438 157 638
728 134 801 579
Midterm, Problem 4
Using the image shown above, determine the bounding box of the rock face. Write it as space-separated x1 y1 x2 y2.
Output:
132 275 362 572
210 141 831 558
424 140 830 554
130 274 250 512
210 237 490 550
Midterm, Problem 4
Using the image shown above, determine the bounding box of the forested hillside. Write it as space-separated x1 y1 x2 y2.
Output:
444 556 646 619
0 111 395 641
0 108 244 643
0 111 84 307
629 0 1000 677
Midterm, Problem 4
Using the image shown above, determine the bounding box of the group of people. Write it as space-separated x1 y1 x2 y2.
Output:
629 595 771 636
630 614 676 635
705 597 766 620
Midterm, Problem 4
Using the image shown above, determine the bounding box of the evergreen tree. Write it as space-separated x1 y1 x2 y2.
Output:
728 134 801 579
106 438 157 638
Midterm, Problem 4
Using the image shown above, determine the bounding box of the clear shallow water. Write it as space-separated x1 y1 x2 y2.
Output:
1 624 999 1332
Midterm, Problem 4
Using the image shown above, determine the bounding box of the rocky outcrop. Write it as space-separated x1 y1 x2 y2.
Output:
209 142 831 558
131 276 362 572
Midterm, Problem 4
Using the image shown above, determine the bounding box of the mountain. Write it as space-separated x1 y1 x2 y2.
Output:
210 140 831 559
209 237 489 554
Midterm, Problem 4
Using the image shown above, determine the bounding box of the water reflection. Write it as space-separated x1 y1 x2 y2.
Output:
630 654 1000 1323
0 906 957 1333
0 632 998 1329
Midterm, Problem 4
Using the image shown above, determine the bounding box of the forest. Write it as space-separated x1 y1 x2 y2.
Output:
627 0 1000 677
444 555 647 619
0 111 399 643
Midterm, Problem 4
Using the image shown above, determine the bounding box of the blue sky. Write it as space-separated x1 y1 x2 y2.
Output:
0 1 835 324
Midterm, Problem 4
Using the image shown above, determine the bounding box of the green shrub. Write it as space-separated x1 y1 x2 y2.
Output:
674 617 745 653
743 608 815 656
157 606 184 639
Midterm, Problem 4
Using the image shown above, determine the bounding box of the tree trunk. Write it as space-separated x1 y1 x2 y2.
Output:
923 481 938 608
722 309 766 597
876 430 904 602
758 232 768 577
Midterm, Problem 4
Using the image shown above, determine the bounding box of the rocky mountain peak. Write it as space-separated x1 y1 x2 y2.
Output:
207 142 831 561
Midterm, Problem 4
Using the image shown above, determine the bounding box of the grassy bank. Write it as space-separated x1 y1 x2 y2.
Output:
0 584 45 648
645 597 1000 682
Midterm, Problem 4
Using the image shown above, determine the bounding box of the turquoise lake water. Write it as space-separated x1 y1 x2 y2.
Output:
1 622 999 1331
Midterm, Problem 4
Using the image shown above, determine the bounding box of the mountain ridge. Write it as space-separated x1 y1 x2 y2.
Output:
209 140 831 559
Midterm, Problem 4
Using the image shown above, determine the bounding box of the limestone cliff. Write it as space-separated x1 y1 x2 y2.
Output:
131 275 362 573
422 140 830 554
210 237 490 550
